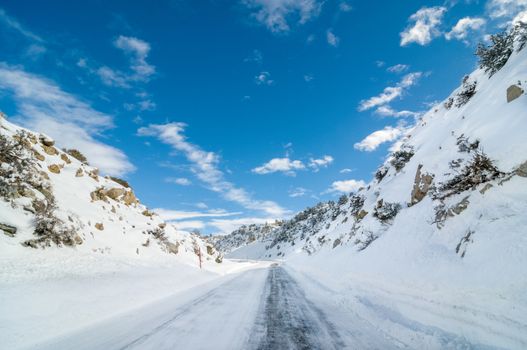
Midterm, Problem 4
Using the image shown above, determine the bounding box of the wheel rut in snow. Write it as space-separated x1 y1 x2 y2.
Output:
250 266 344 350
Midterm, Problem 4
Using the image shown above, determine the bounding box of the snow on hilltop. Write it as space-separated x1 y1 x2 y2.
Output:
0 116 222 265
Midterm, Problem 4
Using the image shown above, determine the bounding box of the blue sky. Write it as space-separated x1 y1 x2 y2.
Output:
0 0 524 234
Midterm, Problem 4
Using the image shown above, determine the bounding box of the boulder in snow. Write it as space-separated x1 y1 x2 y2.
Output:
0 223 17 237
507 84 523 102
38 134 55 147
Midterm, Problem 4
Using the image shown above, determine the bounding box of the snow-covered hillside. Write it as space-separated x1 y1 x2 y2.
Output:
212 25 527 348
0 115 222 264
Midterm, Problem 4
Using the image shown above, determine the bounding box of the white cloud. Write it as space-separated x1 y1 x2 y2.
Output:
252 157 305 176
174 220 206 231
153 208 241 221
0 8 43 42
445 17 486 41
375 105 421 118
289 187 308 197
255 71 274 85
339 2 352 12
114 35 155 81
326 29 340 47
400 6 446 46
387 64 409 74
242 0 322 33
304 74 314 82
358 72 422 111
308 155 334 171
0 63 134 176
165 177 192 186
354 126 404 152
79 36 155 89
325 179 366 194
97 66 130 88
486 0 527 20
340 168 353 174
138 123 287 216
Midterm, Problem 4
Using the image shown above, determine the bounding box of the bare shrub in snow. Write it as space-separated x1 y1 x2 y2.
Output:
375 165 389 182
64 148 88 164
390 146 414 171
434 151 504 200
349 195 365 216
456 134 479 153
373 200 402 223
337 194 349 206
24 199 82 248
455 77 477 107
444 97 454 109
356 231 378 251
109 176 130 188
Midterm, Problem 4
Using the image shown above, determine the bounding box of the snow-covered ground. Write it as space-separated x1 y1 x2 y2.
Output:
0 250 265 349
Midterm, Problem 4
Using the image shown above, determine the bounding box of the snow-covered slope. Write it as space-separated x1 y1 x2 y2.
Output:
214 25 527 348
0 116 222 265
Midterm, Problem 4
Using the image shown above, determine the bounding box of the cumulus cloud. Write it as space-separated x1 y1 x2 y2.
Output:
289 187 309 198
242 0 322 33
138 123 287 216
252 154 333 175
354 126 404 152
0 63 134 176
387 64 409 74
326 29 339 47
165 177 192 186
114 35 155 81
252 157 305 176
308 155 334 171
400 6 446 46
486 0 527 20
375 105 421 118
358 72 422 111
445 17 486 41
325 179 366 194
79 35 155 92
340 168 353 174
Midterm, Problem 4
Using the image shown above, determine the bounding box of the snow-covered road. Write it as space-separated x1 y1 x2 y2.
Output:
22 263 522 350
31 264 352 350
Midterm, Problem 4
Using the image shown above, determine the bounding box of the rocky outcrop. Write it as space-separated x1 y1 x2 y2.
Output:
94 223 104 231
75 168 84 177
48 164 61 174
105 188 125 200
515 161 527 177
60 153 71 164
410 164 434 205
39 134 55 147
507 84 524 102
42 145 58 156
0 223 17 237
122 190 138 205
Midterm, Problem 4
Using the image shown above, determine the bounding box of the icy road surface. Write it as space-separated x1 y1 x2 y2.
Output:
29 264 502 350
